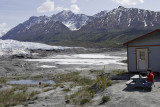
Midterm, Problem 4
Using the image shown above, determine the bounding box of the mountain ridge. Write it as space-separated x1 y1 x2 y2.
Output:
2 6 160 48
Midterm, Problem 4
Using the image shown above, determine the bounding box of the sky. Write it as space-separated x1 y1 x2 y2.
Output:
0 0 160 37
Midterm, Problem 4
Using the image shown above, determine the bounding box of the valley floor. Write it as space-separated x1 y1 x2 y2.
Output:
0 48 159 107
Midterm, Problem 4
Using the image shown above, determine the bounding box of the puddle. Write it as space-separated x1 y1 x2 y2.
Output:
7 80 55 85
38 65 57 68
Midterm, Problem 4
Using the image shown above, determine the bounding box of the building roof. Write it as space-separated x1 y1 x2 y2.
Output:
123 29 160 46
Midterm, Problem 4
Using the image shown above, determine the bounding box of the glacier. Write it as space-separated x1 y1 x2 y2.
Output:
0 39 71 56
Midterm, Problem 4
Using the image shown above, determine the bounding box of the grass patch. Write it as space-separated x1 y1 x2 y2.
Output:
95 75 108 90
0 85 40 106
106 80 112 86
66 69 113 106
32 72 94 87
67 70 112 105
94 69 112 90
0 77 6 84
69 87 93 105
53 72 94 86
7 76 28 80
42 83 51 87
80 98 90 105
78 77 93 86
112 69 126 76
54 72 79 82
90 69 104 75
100 96 110 105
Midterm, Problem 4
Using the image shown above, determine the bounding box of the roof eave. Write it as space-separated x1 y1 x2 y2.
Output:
123 29 160 46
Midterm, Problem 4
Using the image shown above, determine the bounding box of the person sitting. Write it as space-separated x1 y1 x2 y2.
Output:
144 68 154 91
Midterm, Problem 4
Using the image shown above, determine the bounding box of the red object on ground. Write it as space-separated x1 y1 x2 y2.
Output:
147 72 154 82
39 82 42 85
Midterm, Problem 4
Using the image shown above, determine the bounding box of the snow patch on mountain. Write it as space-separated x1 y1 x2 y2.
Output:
128 18 131 27
62 21 78 30
52 10 93 30
143 20 147 27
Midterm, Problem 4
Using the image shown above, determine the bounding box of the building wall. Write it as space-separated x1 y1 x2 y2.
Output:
128 47 137 72
148 46 160 72
128 46 160 72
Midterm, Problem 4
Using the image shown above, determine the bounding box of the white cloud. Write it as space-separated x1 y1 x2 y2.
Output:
37 0 54 13
70 0 77 3
0 23 7 28
112 0 144 5
0 23 10 37
37 0 80 13
70 4 80 13
55 6 69 12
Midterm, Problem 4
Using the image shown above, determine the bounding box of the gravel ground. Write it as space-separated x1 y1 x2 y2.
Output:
0 48 134 107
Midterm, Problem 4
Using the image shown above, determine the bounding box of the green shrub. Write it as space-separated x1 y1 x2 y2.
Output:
77 77 93 86
69 87 93 104
0 86 39 106
106 80 112 86
95 73 111 90
80 98 90 105
101 96 110 104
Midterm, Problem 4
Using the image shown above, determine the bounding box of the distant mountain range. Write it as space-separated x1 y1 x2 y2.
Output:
2 6 160 48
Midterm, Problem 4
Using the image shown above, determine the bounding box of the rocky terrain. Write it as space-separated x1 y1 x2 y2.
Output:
0 43 128 106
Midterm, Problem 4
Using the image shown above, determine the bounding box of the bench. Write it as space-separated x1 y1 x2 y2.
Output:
126 79 145 88
126 80 133 85
126 74 147 88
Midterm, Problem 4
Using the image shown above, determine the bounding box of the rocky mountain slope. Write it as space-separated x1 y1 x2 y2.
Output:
1 10 93 42
2 19 70 41
51 10 93 30
81 6 160 31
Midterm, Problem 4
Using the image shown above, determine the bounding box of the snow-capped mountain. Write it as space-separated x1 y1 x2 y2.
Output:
81 6 160 31
1 19 70 41
1 10 93 40
52 10 93 30
4 10 92 35
93 10 108 18
1 16 52 39
2 6 160 48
